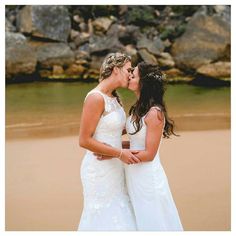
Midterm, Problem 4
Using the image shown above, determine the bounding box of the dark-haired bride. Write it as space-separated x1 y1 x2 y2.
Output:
97 62 183 231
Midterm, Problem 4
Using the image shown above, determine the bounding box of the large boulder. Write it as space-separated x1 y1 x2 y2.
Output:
6 32 37 77
171 11 230 70
34 43 75 68
17 5 71 42
197 61 231 78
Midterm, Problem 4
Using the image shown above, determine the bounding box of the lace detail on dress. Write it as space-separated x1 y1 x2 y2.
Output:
85 90 122 117
79 89 136 231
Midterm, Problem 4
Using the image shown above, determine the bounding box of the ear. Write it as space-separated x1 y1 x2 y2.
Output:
113 66 119 75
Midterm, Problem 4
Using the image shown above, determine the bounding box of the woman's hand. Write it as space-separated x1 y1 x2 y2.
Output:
94 149 141 165
95 149 141 165
120 149 141 164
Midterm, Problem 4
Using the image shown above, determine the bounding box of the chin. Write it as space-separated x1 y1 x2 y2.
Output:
128 85 135 91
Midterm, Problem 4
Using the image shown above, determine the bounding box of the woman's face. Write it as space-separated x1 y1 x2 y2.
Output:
118 61 133 88
128 66 140 92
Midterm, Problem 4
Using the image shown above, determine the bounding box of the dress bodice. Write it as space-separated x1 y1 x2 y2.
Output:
126 106 164 153
85 90 126 148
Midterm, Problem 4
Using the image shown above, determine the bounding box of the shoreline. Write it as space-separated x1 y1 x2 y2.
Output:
6 129 231 230
5 114 230 140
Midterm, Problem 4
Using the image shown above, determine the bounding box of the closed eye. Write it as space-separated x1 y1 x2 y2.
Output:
127 67 134 73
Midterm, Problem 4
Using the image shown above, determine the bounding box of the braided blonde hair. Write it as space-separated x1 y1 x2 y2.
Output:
99 52 131 106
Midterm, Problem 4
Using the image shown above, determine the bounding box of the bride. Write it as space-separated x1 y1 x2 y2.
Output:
97 62 183 231
78 52 139 230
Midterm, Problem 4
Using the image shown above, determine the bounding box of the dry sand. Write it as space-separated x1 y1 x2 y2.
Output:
5 130 231 231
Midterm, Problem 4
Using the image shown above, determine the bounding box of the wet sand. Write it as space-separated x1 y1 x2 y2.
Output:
5 130 231 231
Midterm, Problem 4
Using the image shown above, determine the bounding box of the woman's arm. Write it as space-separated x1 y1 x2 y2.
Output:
79 93 140 164
131 108 164 162
79 93 121 157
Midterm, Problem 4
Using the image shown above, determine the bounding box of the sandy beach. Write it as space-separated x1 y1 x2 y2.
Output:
5 129 231 231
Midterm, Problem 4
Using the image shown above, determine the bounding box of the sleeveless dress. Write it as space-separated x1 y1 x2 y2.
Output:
125 106 183 231
78 90 137 231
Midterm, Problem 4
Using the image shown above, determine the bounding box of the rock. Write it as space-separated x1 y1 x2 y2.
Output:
163 39 172 48
75 59 88 66
92 17 114 32
126 6 157 25
120 25 141 41
39 69 52 78
52 65 64 76
119 6 128 15
75 49 90 61
6 32 37 77
158 52 175 68
89 35 124 54
17 5 71 42
65 64 86 75
213 5 228 14
74 32 90 47
73 14 82 24
90 55 105 70
68 42 77 51
79 22 88 32
70 29 80 40
124 44 137 57
197 61 231 78
137 35 165 56
138 49 157 64
83 69 100 80
213 5 230 22
35 43 75 68
164 68 184 77
107 24 141 45
171 11 230 70
6 19 16 32
88 19 93 35
124 45 138 64
78 43 90 54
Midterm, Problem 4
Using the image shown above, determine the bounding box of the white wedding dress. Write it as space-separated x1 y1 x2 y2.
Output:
78 90 137 231
125 107 183 231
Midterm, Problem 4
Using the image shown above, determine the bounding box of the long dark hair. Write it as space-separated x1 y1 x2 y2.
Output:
129 62 178 138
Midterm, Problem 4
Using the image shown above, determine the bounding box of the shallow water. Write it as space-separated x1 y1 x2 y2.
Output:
6 81 230 139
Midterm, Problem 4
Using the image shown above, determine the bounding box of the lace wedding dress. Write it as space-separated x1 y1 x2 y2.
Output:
125 106 183 231
78 90 137 231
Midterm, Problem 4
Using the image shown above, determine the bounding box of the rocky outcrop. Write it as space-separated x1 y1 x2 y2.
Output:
17 5 71 42
172 8 230 70
6 32 37 77
5 5 231 83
